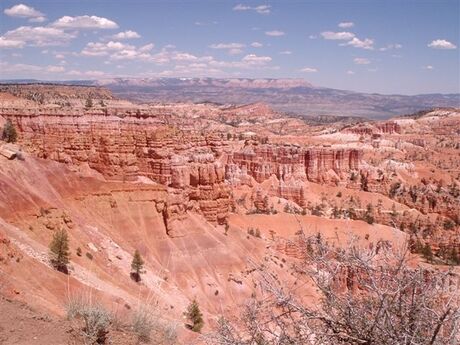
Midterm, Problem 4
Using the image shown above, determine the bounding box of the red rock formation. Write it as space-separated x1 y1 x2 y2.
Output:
376 121 401 134
252 189 269 213
227 143 361 184
347 121 401 136
3 113 230 227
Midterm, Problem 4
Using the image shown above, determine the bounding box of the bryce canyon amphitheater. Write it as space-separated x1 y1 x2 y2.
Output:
0 82 459 344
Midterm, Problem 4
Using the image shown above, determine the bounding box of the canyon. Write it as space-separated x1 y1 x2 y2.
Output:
0 84 459 344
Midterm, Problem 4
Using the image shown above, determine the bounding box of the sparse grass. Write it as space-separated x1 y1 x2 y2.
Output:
66 294 112 344
132 306 155 342
66 293 178 345
131 305 178 344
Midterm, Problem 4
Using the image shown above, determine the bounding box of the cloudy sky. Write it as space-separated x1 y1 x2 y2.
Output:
0 0 459 94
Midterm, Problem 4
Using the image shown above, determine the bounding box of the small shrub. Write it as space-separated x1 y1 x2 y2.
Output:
184 299 204 333
86 252 93 260
85 97 93 109
1 119 18 143
76 247 82 256
66 295 112 345
132 307 155 342
131 249 145 282
389 182 401 198
49 229 70 273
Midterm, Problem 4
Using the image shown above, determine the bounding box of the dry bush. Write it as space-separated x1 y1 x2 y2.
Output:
66 291 178 345
209 234 460 345
66 294 112 344
131 305 178 344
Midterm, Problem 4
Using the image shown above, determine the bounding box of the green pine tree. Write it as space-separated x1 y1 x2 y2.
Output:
131 249 144 282
85 97 93 109
184 299 204 332
2 119 18 143
49 229 70 273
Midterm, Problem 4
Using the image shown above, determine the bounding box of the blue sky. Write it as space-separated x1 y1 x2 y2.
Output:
0 0 459 94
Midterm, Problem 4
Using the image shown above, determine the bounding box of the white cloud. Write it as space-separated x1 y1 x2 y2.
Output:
423 65 434 70
338 22 354 28
111 30 141 40
210 43 245 55
321 31 355 40
309 35 317 39
0 62 42 73
210 42 245 49
0 37 25 48
172 53 198 61
427 39 457 50
354 57 370 64
82 41 156 61
233 4 271 14
0 61 65 76
379 43 402 51
254 5 271 14
242 54 272 65
342 37 374 50
346 70 355 75
68 70 106 78
29 16 46 23
265 30 285 37
139 43 154 52
233 4 251 11
228 48 243 55
4 4 46 22
251 42 263 48
52 15 118 29
47 65 65 73
279 51 292 55
81 41 134 56
300 67 317 73
55 53 65 59
3 26 76 47
111 50 151 61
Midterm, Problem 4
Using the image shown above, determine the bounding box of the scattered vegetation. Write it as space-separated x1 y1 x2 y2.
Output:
49 229 70 273
130 249 144 282
85 97 93 109
1 119 18 143
131 306 155 342
210 235 460 344
130 305 178 344
66 294 177 345
184 299 204 333
66 295 112 344
247 227 261 238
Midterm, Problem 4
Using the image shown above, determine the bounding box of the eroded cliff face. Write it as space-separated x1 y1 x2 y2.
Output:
5 113 231 228
3 110 364 229
227 142 361 184
346 121 402 136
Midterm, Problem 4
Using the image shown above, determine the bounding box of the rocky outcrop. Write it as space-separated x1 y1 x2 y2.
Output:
347 121 401 136
2 113 230 227
227 143 361 184
376 121 401 134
